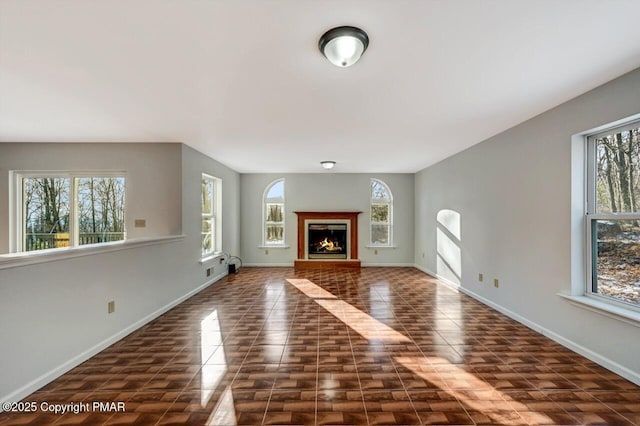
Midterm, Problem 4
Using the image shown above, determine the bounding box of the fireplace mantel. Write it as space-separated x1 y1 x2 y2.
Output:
294 211 361 269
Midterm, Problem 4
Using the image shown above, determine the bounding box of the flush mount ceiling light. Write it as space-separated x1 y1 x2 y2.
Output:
319 26 369 67
321 161 336 169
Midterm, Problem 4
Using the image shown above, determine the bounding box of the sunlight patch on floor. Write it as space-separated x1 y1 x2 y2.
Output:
287 277 409 342
286 278 337 299
315 298 411 343
395 356 552 425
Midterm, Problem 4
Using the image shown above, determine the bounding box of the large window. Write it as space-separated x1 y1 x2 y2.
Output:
263 179 285 246
202 174 222 257
370 178 393 246
16 173 125 252
587 120 640 309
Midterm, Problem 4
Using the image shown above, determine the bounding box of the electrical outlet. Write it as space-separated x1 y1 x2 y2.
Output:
108 300 115 314
265 249 269 255
422 252 425 259
219 257 224 264
206 268 211 277
478 273 483 282
134 219 146 228
494 279 499 288
374 249 378 255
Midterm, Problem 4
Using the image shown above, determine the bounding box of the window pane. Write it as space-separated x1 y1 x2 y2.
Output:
266 180 284 199
595 126 640 213
77 177 125 245
202 178 213 214
202 218 214 254
371 204 389 223
265 225 284 244
371 180 390 201
23 177 71 252
202 233 213 254
266 203 283 222
371 225 389 245
201 175 218 256
592 219 640 307
263 180 285 245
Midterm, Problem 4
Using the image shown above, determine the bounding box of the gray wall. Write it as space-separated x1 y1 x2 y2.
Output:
240 173 414 266
0 143 240 402
181 143 241 267
415 67 640 382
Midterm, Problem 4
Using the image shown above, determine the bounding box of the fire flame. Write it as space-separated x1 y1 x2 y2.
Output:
318 237 342 252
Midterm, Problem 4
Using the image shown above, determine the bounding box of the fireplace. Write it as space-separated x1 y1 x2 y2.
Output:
294 211 361 268
307 223 348 259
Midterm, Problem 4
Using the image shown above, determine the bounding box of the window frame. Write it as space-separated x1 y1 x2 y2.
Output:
585 119 640 312
12 171 126 253
201 173 222 258
262 178 286 246
370 178 393 246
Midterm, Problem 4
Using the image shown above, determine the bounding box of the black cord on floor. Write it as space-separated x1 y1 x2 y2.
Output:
223 253 242 273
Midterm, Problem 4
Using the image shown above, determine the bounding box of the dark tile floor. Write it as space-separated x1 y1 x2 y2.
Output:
1 267 639 425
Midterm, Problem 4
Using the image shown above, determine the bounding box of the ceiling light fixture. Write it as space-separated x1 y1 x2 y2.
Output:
321 161 336 169
319 26 369 67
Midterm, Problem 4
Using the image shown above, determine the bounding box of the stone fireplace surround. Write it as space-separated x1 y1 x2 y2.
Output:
294 211 361 269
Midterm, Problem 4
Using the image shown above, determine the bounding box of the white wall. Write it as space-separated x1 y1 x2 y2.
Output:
415 67 640 383
0 142 240 402
240 173 414 266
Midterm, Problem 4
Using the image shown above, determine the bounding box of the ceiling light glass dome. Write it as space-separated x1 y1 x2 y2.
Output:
319 26 369 67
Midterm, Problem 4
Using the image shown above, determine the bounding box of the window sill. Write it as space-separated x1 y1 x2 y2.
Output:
258 245 290 249
199 252 225 265
558 293 640 328
0 235 185 271
365 245 397 249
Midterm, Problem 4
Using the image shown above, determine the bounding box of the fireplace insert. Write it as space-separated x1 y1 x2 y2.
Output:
308 223 347 259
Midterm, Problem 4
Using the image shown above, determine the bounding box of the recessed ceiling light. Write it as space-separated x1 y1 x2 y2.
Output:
321 161 336 169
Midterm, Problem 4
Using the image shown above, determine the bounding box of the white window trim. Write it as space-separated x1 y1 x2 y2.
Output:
370 178 393 246
11 170 126 254
201 174 222 259
262 178 286 247
582 118 640 314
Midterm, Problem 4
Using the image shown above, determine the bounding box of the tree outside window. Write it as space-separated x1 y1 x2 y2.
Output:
370 179 392 246
588 122 640 308
202 174 221 257
264 179 285 245
20 174 125 252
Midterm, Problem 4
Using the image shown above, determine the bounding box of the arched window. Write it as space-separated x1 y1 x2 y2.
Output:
370 178 393 246
263 179 285 245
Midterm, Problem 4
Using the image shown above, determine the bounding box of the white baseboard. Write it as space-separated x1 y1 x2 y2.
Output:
243 262 415 268
361 262 415 267
1 271 227 407
242 263 294 267
411 264 640 386
413 264 462 290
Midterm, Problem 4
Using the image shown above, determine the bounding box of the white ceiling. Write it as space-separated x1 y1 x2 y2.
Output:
1 1 640 173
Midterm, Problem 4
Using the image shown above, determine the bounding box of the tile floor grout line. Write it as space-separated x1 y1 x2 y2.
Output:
315 286 321 426
261 282 288 426
338 273 371 426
